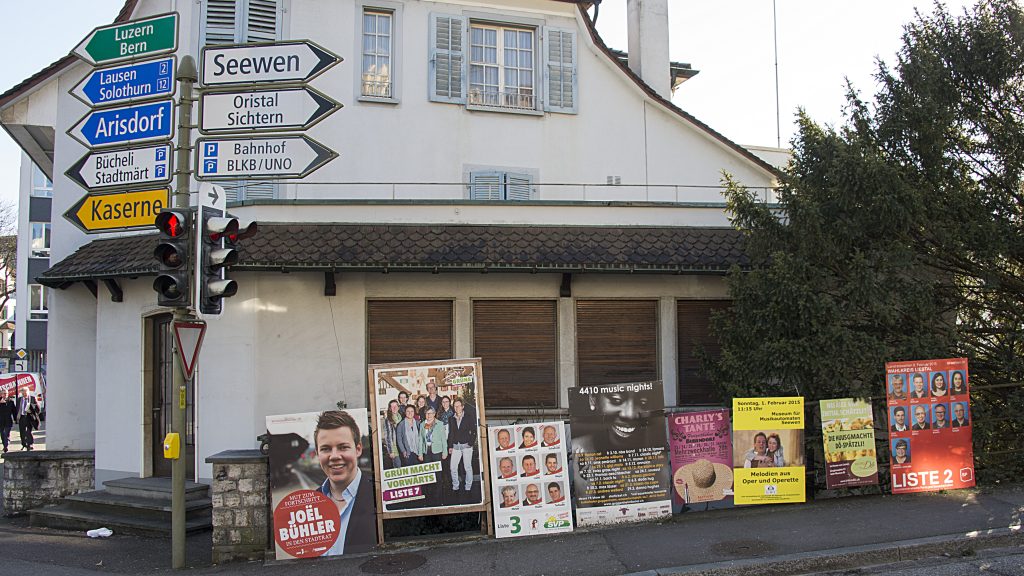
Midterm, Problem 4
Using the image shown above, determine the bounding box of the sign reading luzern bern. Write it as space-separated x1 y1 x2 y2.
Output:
200 40 341 86
64 188 170 234
71 56 176 108
199 86 342 134
195 135 336 180
66 144 172 192
68 100 174 149
73 13 178 66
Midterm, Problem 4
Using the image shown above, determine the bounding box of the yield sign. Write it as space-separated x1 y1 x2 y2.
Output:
172 319 207 381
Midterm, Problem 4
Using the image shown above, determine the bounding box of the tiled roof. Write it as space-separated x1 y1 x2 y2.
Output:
38 224 748 286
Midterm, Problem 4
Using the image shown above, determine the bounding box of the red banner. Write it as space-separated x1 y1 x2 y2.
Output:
885 358 974 494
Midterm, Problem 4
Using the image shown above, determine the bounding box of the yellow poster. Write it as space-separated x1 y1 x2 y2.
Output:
732 397 806 505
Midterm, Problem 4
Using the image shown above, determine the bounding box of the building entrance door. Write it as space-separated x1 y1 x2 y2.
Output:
149 313 195 478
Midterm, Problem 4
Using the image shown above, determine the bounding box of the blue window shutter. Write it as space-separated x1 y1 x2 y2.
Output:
543 27 577 114
430 13 466 103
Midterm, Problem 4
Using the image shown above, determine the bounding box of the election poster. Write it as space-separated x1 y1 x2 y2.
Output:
732 397 806 505
489 421 573 538
266 409 377 559
820 398 879 489
885 357 974 494
569 381 672 526
668 408 734 513
367 359 489 516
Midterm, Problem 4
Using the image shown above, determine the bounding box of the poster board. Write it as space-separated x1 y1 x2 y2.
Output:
367 358 491 536
669 408 734 512
885 357 974 493
569 381 671 526
266 409 377 560
732 397 806 505
488 421 573 538
820 398 878 489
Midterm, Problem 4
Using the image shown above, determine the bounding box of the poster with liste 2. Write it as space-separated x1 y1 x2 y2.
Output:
489 421 573 538
266 409 377 560
732 397 806 505
885 357 974 494
669 409 734 513
820 398 878 489
569 381 671 526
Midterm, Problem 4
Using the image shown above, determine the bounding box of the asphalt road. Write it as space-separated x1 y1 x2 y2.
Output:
807 545 1024 575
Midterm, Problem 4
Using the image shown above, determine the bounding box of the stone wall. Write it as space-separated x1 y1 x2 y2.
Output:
2 451 95 516
206 450 269 564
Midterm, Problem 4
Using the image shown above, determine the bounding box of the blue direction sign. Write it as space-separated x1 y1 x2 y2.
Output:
68 99 175 149
71 56 176 108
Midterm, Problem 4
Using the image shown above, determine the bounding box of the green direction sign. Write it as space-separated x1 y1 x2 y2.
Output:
73 13 178 66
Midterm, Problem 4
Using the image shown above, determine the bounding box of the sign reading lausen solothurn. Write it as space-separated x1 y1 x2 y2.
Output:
73 13 178 66
199 86 341 134
200 40 341 86
71 56 176 108
195 135 336 180
66 144 172 192
68 100 175 149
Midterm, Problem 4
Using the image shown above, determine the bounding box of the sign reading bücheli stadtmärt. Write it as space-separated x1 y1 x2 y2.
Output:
73 13 178 66
200 40 341 87
68 100 175 149
199 86 342 134
66 144 172 192
71 56 176 108
195 135 337 180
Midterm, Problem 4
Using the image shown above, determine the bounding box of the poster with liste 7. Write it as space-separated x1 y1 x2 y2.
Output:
885 357 974 494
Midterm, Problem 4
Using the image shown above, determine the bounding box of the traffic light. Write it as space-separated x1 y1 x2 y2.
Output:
198 209 239 315
153 209 192 308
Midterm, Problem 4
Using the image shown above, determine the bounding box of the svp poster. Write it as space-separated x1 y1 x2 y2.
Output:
266 409 377 560
885 357 974 494
668 409 733 512
820 399 879 489
368 359 487 514
488 421 573 538
732 397 806 505
569 381 671 526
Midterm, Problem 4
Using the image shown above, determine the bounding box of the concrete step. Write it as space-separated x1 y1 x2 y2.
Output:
65 489 211 518
30 502 211 537
103 477 209 501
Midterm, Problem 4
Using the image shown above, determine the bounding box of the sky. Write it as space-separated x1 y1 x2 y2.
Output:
0 0 977 211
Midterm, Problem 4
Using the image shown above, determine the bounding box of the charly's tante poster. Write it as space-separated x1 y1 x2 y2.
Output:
668 409 733 512
732 397 805 505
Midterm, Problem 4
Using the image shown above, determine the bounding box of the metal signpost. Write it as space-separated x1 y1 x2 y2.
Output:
71 56 176 108
66 143 172 191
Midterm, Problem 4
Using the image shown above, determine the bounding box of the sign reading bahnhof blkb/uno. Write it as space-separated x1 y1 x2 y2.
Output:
68 100 175 149
71 56 176 108
732 397 805 505
73 13 178 66
195 135 336 180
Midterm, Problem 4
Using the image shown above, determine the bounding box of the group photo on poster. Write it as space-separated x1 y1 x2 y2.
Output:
668 409 733 512
370 359 487 513
732 397 806 505
885 358 974 494
488 422 573 538
819 399 878 489
569 381 671 526
266 409 377 560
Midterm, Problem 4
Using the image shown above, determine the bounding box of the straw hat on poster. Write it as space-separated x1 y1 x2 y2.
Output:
676 458 733 503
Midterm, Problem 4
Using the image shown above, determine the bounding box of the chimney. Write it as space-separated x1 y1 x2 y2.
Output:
626 0 671 100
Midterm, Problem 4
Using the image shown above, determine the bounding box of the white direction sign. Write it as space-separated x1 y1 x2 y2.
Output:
195 135 337 180
172 319 207 381
200 40 341 87
198 182 227 212
66 143 172 192
199 86 341 134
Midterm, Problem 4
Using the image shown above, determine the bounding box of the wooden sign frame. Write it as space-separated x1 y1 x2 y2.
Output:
367 358 493 543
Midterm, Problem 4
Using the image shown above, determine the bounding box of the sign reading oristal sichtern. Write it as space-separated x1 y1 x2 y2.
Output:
199 86 342 134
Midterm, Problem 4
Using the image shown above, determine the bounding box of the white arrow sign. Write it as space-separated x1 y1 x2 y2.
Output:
195 135 337 180
200 40 341 87
198 86 342 134
66 143 172 191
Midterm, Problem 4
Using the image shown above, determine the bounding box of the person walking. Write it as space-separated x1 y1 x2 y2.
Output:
0 390 16 453
16 388 40 451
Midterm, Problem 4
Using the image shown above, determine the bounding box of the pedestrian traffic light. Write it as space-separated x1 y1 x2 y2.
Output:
198 209 239 315
153 209 192 308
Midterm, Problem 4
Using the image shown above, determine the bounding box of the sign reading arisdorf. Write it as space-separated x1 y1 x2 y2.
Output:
66 143 172 192
68 100 175 149
195 135 337 180
200 40 341 86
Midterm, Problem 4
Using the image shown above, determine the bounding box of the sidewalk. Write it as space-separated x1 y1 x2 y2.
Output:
0 481 1021 575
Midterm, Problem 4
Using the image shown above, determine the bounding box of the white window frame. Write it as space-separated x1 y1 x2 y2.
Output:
30 222 50 258
357 2 401 104
468 22 536 112
29 284 48 320
31 164 52 198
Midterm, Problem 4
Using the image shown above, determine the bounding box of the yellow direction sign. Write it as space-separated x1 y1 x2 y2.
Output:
64 188 170 234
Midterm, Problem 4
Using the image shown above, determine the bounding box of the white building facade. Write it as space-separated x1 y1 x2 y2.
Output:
0 0 777 486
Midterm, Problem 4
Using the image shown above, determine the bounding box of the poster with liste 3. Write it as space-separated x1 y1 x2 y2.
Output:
885 357 974 494
489 421 573 538
732 397 806 505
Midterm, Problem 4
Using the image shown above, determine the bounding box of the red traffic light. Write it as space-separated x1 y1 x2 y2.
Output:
155 210 190 238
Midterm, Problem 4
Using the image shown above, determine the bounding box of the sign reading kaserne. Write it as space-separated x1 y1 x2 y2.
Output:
64 188 170 234
200 40 341 86
199 86 342 134
68 100 175 149
73 13 178 66
195 135 337 180
71 56 176 108
66 144 172 192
